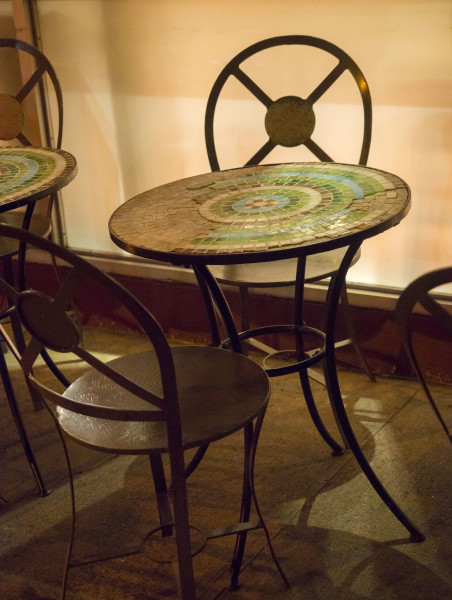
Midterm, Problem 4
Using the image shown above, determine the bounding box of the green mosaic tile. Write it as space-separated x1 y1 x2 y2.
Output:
0 147 76 210
109 162 410 260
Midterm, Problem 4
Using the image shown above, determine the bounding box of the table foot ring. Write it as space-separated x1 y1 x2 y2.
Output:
144 524 207 563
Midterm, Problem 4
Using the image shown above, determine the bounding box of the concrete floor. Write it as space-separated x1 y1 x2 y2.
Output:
1 327 451 600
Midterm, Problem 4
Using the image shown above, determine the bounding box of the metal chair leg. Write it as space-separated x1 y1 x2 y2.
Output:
230 415 290 590
338 285 376 382
41 348 71 387
150 454 173 537
42 404 76 600
0 348 50 496
230 422 253 589
184 444 209 479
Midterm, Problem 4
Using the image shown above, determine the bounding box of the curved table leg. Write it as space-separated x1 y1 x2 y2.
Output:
298 368 343 455
323 242 424 541
293 256 343 454
183 266 225 479
184 445 209 479
193 266 222 347
195 264 242 352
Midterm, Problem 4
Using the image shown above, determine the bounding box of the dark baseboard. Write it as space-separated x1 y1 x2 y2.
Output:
18 261 452 385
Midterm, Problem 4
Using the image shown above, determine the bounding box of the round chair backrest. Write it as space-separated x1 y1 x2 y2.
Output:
0 38 63 148
205 35 372 170
395 267 452 441
0 223 178 424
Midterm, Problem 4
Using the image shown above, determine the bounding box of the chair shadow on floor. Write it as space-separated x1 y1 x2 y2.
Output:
1 445 451 600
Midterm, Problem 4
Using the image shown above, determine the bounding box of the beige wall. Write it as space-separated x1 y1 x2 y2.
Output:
2 0 452 290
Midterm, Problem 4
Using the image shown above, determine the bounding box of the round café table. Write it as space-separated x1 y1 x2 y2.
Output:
109 161 423 541
0 146 77 212
0 146 77 497
0 146 77 275
0 145 77 300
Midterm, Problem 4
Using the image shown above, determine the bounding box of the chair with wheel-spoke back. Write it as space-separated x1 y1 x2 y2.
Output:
0 37 63 266
396 267 452 443
205 35 374 380
0 37 64 498
0 223 289 600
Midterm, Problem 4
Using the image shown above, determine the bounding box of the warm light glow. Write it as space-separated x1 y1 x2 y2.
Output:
1 0 449 291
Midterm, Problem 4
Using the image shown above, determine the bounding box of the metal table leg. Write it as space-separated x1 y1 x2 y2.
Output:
186 263 343 476
322 242 424 541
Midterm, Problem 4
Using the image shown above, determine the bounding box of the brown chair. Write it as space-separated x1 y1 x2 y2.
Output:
205 35 374 382
396 267 452 442
0 223 288 599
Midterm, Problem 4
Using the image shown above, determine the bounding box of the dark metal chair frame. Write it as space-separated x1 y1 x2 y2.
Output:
205 35 374 381
396 267 452 442
0 37 63 261
0 37 65 498
0 223 289 599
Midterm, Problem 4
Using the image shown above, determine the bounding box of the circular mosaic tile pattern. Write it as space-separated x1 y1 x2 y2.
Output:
109 162 410 260
199 183 329 224
0 147 77 211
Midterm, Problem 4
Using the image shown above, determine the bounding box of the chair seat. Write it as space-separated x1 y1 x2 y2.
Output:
0 211 52 257
59 346 269 454
208 247 361 287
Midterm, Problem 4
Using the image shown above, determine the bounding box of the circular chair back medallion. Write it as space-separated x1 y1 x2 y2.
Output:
0 93 25 140
265 96 315 147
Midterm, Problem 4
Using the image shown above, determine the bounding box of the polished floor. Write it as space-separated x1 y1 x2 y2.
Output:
1 327 451 600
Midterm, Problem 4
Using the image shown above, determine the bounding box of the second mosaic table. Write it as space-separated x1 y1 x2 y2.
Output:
109 161 423 541
0 146 77 213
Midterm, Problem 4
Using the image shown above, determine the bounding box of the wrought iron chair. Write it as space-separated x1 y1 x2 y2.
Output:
0 37 63 268
395 267 452 442
0 223 288 599
205 35 374 381
0 37 64 497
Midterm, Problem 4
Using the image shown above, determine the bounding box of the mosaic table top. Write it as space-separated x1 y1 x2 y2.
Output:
109 162 410 265
0 146 77 213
